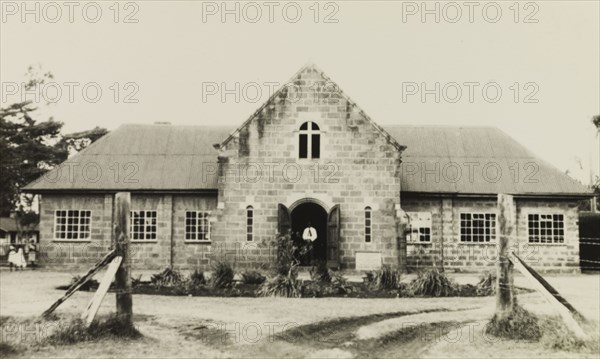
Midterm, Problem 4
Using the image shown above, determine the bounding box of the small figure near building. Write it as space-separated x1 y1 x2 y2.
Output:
8 245 26 271
27 240 37 268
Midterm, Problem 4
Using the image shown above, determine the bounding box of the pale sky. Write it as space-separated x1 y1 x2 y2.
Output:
1 1 599 183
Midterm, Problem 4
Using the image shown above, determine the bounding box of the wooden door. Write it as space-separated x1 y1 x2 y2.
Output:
327 204 340 268
277 203 291 236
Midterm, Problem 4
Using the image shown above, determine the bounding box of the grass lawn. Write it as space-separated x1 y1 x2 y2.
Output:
0 269 598 358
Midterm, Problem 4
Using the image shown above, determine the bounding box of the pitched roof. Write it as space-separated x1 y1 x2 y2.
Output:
217 63 406 153
0 217 38 232
385 125 591 196
24 124 234 192
24 123 591 197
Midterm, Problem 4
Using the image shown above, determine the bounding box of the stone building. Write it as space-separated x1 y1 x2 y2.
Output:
24 64 592 273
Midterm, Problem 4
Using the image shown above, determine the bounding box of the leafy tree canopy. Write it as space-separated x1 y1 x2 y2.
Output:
0 67 108 220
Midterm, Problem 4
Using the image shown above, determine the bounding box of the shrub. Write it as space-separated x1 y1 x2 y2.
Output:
211 261 235 288
309 261 332 283
262 231 309 277
330 271 353 295
377 265 401 290
150 268 184 287
189 269 206 286
363 271 377 287
301 281 323 297
258 275 302 297
302 271 352 297
476 271 496 296
485 304 541 341
409 268 455 297
241 270 266 285
131 275 143 288
255 231 308 297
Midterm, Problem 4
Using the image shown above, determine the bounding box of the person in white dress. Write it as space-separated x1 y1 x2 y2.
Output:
15 246 27 269
8 245 26 271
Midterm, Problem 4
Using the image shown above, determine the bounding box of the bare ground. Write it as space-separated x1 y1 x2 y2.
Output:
0 269 598 358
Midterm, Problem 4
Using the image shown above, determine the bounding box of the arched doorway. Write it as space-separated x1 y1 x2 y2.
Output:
291 202 328 265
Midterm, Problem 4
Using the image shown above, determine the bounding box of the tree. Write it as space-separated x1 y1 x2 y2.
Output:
0 67 108 220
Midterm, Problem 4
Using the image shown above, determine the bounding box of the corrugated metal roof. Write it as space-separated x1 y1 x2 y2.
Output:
385 125 591 196
24 124 592 196
24 124 234 192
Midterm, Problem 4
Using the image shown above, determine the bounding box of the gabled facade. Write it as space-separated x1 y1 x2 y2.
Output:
24 64 592 273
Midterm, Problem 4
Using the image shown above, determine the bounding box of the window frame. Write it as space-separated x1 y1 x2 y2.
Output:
364 206 372 243
184 210 211 242
406 212 432 243
298 121 321 160
527 213 565 244
53 209 92 241
130 210 158 242
246 206 254 242
459 212 497 243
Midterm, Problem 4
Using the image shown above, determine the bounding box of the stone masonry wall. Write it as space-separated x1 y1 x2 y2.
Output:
172 195 218 270
38 194 112 270
401 195 581 273
38 193 218 271
211 66 403 270
129 195 172 270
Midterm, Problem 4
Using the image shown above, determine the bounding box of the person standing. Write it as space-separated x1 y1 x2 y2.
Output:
15 246 27 270
27 240 37 268
7 245 17 271
302 222 317 264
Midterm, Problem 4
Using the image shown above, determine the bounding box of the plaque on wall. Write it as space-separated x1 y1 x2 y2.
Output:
355 251 382 271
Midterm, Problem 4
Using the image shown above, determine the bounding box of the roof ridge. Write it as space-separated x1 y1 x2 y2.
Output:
382 124 499 129
216 64 313 149
216 64 406 152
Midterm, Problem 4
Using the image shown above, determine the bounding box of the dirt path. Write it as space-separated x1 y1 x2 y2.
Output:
2 270 599 358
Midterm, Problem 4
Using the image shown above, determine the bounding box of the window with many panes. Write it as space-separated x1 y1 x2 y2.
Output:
299 121 320 159
131 211 157 241
528 214 564 244
460 213 496 242
364 206 372 242
185 211 210 241
54 210 91 240
246 206 253 242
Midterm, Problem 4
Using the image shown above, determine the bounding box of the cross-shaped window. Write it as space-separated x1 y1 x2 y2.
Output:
299 121 320 159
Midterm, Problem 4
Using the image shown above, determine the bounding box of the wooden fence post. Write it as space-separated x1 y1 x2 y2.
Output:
114 192 132 323
497 194 516 318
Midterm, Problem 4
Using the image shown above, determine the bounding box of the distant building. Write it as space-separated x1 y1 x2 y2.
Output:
24 65 592 273
0 216 39 245
0 216 39 260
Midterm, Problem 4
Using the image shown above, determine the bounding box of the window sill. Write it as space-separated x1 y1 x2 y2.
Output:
459 242 497 245
296 158 326 164
184 240 212 244
52 239 91 243
131 240 158 244
524 243 567 246
407 242 432 245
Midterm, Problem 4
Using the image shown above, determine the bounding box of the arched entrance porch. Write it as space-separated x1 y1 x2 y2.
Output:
278 200 340 268
291 202 327 265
